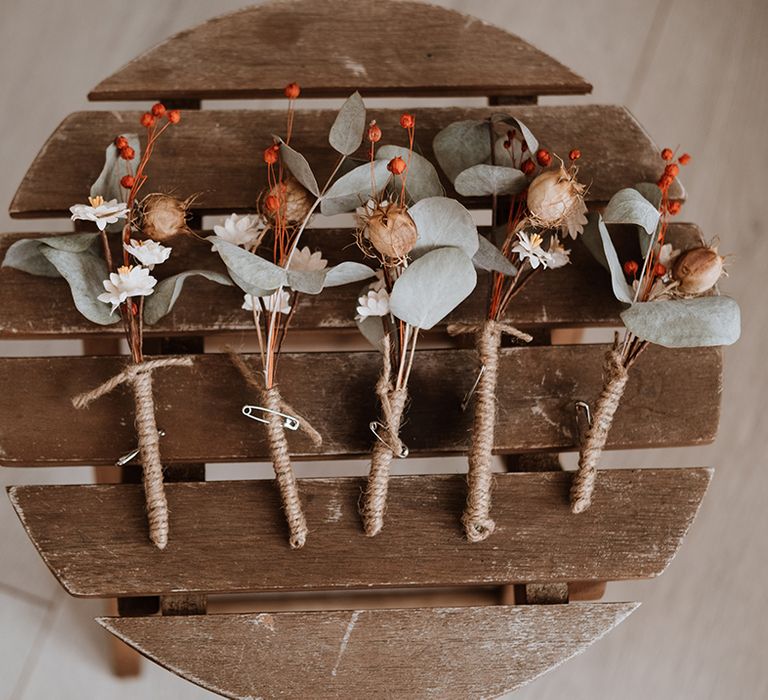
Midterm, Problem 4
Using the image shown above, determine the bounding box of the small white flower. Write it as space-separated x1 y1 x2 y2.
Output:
658 243 681 268
242 289 292 315
123 238 172 269
545 237 571 269
511 231 549 269
70 196 129 231
97 265 157 314
289 246 327 272
356 287 390 318
213 213 266 248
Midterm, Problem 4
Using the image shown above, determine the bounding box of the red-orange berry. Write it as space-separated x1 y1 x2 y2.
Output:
521 159 535 175
569 148 581 161
536 148 552 167
665 163 680 177
654 262 667 276
131 302 138 316
367 121 382 143
657 173 673 189
387 156 407 175
114 136 129 150
678 153 691 165
624 260 639 276
284 82 300 99
263 144 279 165
120 175 135 189
399 113 415 129
120 146 136 161
140 112 155 128
265 194 280 212
167 110 181 124
667 201 682 215
661 147 674 161
151 103 166 117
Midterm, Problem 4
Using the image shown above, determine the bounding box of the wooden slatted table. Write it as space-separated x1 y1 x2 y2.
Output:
1 1 718 697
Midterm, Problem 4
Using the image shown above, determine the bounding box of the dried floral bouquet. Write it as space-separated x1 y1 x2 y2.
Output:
570 149 740 512
432 114 587 541
3 105 230 549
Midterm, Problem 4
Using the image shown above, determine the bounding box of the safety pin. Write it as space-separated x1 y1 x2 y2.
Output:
369 421 409 459
461 365 486 411
242 405 300 431
116 430 166 466
574 401 592 446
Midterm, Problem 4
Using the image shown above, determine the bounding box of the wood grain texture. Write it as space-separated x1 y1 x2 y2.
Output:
0 224 703 339
88 0 590 101
0 344 721 466
8 469 711 597
95 604 637 699
9 105 682 218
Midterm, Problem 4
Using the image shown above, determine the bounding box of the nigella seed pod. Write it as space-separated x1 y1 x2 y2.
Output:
527 164 584 227
672 246 725 295
140 194 190 242
264 177 313 223
365 202 418 259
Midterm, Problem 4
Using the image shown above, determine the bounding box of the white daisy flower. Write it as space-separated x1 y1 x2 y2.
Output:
97 265 157 314
356 287 390 318
289 246 327 272
213 213 266 248
242 289 292 315
123 239 172 269
511 231 549 269
70 196 129 231
545 237 571 269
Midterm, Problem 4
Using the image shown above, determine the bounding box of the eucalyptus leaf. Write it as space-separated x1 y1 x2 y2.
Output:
278 140 320 196
621 296 741 347
597 216 634 303
356 314 387 353
90 133 140 203
634 182 663 256
376 145 443 202
389 247 477 329
39 247 118 325
604 187 660 235
144 270 232 325
473 234 517 276
491 114 539 154
3 233 101 277
409 197 479 258
432 120 490 182
286 268 326 295
329 91 366 156
323 261 376 287
320 159 390 215
209 237 287 295
581 213 609 271
454 164 526 197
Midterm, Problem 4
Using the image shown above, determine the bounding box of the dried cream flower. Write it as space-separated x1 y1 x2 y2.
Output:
70 196 129 231
289 246 327 272
123 239 172 269
213 213 266 248
242 289 293 315
97 265 157 313
512 231 549 269
545 237 571 269
356 287 390 318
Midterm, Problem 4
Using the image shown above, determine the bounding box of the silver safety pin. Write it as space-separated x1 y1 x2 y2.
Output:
461 365 486 411
242 405 300 431
116 430 166 466
574 401 592 446
369 421 409 459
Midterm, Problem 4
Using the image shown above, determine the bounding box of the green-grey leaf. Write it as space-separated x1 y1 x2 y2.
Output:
491 114 539 154
621 296 741 347
329 91 366 156
144 270 232 325
323 261 376 287
473 234 517 276
278 140 320 197
581 213 609 271
356 314 387 353
209 237 287 295
90 133 140 203
320 159 390 215
597 216 634 304
39 247 118 325
389 247 477 329
634 182 663 256
604 187 660 234
454 164 526 196
432 120 490 182
3 233 102 277
409 197 479 258
376 145 443 202
286 268 326 295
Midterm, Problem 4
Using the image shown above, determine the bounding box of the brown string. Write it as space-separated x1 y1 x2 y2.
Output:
448 320 533 542
570 346 629 514
361 335 408 537
71 356 193 550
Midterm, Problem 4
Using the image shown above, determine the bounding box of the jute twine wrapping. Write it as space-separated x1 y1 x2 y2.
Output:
448 320 533 542
228 351 321 549
570 346 629 514
72 356 193 550
361 336 408 538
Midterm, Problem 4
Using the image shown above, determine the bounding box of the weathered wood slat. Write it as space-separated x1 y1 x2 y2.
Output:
0 224 702 338
10 105 682 218
8 470 710 597
97 604 636 699
0 345 720 466
88 0 590 101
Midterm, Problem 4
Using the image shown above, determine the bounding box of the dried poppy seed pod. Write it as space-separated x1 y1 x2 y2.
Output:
672 246 724 295
527 164 584 227
366 202 418 259
265 177 313 224
140 194 190 242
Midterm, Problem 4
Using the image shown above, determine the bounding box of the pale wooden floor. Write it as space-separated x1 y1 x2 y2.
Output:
1 0 766 698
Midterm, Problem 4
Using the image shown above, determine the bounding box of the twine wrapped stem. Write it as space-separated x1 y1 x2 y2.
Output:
448 320 533 542
72 356 193 550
